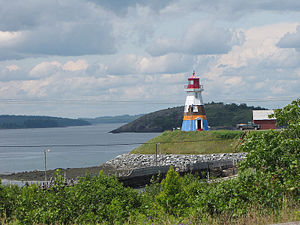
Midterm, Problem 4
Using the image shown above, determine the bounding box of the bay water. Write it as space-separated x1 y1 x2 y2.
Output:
0 124 160 174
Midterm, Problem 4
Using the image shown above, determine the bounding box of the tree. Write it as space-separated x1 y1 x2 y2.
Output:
155 167 187 215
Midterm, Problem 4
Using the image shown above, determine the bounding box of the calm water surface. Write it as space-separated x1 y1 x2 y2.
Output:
0 124 160 174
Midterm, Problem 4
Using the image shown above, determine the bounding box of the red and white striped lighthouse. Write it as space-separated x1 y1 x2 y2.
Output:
181 71 209 131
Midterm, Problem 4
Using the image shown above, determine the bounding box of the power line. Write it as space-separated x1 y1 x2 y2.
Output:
0 96 297 105
0 139 231 148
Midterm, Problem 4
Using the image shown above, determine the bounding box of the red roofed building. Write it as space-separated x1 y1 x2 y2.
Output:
253 110 276 130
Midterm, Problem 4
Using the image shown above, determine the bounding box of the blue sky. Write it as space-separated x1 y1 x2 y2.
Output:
0 0 299 118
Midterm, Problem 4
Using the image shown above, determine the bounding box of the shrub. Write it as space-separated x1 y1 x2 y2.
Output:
155 167 188 215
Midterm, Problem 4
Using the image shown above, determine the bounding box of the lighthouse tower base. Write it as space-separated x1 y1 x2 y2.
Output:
181 116 209 131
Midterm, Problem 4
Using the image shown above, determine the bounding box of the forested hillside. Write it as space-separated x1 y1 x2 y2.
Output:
0 115 90 129
111 102 266 133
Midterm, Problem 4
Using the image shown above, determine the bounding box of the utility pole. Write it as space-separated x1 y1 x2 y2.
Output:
155 143 160 166
207 162 212 181
44 149 50 182
155 143 158 166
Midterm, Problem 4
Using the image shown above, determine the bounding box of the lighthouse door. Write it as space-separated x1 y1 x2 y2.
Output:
197 119 202 130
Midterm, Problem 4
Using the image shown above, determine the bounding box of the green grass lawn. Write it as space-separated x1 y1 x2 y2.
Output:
131 130 247 154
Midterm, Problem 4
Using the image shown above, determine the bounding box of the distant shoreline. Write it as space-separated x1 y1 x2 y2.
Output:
0 115 90 129
0 164 119 182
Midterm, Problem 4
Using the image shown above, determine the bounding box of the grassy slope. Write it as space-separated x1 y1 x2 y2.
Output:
131 130 246 154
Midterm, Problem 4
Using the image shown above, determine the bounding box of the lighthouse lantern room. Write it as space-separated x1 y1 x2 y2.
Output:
181 71 209 131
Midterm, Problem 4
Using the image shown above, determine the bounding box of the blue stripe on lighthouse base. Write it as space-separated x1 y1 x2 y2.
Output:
181 119 209 131
202 119 209 131
181 120 196 131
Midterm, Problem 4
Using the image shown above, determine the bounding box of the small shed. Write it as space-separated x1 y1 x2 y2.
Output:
253 110 276 130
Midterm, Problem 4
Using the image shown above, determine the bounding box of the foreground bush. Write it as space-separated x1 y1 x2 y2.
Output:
1 171 140 224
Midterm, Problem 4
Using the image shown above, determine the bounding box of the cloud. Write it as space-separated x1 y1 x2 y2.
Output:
29 61 62 78
6 65 19 72
277 25 300 50
0 31 21 47
107 53 194 75
147 21 243 56
0 0 117 60
11 22 116 57
86 0 175 15
182 22 242 55
0 0 110 32
161 0 300 20
0 0 42 31
224 76 243 86
216 23 298 69
86 63 108 77
0 65 25 81
199 23 300 105
63 60 88 71
0 31 24 60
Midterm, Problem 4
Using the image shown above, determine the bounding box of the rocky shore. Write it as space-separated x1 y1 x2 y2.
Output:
0 164 117 181
0 153 247 182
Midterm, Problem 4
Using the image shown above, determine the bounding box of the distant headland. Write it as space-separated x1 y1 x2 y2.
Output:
110 102 267 133
0 115 90 129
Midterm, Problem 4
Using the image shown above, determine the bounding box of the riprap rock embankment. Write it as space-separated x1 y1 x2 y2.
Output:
104 153 247 170
103 153 247 177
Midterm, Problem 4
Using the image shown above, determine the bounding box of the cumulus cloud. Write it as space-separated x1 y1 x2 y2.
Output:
6 65 19 72
1 0 300 62
0 65 25 81
161 0 300 20
107 53 194 75
182 22 242 55
63 60 88 71
29 61 62 78
277 25 300 50
86 0 175 15
8 22 116 57
0 0 117 60
86 63 108 77
0 31 21 47
147 21 243 56
200 23 300 105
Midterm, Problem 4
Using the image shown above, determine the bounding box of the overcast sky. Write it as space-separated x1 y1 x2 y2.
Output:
0 0 299 118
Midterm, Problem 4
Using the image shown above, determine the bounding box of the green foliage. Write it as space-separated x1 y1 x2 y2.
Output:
206 102 265 128
0 170 140 224
0 115 90 129
71 171 140 224
0 182 20 220
272 99 300 127
156 167 188 215
239 99 300 199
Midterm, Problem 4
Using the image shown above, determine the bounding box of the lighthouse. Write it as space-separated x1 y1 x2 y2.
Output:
181 71 209 131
